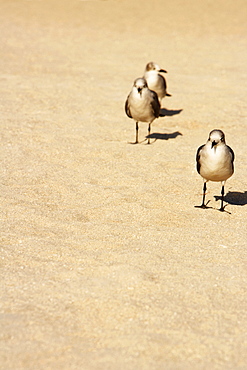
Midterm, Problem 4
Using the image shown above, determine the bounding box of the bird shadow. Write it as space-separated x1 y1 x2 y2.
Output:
159 108 183 117
214 191 247 206
146 131 182 141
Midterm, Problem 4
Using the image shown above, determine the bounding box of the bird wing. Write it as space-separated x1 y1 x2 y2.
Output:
150 91 160 118
160 74 172 97
125 95 132 118
160 74 167 90
196 145 204 174
227 145 235 170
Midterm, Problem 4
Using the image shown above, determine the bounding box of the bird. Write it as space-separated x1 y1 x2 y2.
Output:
143 62 171 104
125 77 160 144
195 129 235 212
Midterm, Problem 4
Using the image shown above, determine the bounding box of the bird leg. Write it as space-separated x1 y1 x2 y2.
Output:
135 122 139 144
218 184 231 213
219 184 225 211
195 181 210 209
129 122 139 144
147 123 151 144
201 181 207 207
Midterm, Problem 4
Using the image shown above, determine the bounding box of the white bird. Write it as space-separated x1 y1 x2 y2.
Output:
195 129 235 212
125 77 160 144
143 62 171 104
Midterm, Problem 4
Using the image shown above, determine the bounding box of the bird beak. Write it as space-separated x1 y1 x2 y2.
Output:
159 69 167 73
137 87 142 96
211 141 217 149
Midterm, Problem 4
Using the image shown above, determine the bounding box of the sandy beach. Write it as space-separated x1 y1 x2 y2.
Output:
1 0 247 369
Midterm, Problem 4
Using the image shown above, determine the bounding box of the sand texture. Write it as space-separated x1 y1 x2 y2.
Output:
1 0 247 369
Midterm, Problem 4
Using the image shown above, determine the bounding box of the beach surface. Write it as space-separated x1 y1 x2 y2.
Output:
1 0 247 369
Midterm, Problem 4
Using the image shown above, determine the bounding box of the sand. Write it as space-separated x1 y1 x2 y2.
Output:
1 0 247 369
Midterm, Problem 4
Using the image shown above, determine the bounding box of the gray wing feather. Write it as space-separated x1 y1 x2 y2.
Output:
150 91 160 118
160 74 172 96
227 145 235 171
196 145 204 174
161 74 167 91
125 95 132 118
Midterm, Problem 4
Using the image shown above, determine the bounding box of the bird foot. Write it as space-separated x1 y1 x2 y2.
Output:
194 200 211 209
144 137 155 145
219 205 231 214
128 141 139 145
194 204 212 210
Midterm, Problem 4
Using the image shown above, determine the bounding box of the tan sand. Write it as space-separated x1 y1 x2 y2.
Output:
1 0 247 369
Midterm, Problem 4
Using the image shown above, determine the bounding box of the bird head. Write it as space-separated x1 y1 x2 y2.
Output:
134 78 148 96
145 62 167 74
209 129 225 149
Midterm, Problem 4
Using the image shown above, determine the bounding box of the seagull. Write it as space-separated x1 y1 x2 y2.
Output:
125 77 160 144
195 129 235 212
143 62 171 104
